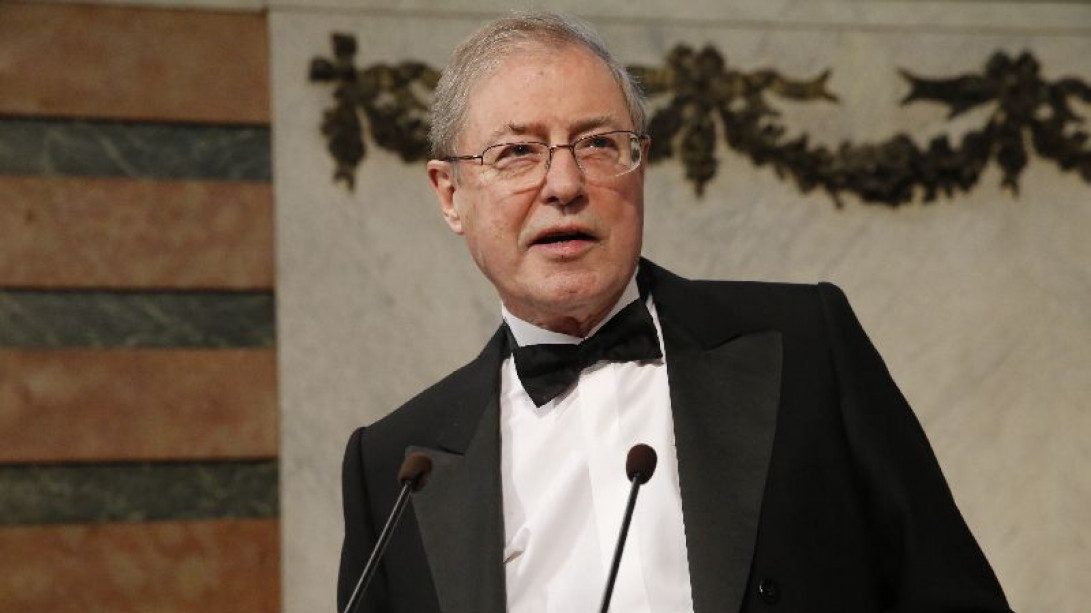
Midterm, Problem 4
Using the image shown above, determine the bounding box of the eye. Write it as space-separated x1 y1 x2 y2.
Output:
491 143 539 162
586 134 619 150
511 144 537 157
576 133 624 164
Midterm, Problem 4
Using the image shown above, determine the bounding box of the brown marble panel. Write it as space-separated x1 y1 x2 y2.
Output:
0 176 273 290
0 519 279 613
0 4 268 123
0 349 277 462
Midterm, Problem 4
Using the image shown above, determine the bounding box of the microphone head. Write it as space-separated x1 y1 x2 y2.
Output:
625 444 657 485
398 452 434 493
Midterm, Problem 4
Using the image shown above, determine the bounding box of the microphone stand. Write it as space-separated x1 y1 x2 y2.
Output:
342 453 432 613
598 471 646 613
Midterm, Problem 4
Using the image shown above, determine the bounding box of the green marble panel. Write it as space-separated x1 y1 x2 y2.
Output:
0 290 275 348
0 117 271 181
0 460 278 525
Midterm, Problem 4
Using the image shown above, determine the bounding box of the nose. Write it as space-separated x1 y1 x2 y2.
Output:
540 146 585 206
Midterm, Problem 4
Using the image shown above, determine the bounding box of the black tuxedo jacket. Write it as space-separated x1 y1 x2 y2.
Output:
339 261 1011 613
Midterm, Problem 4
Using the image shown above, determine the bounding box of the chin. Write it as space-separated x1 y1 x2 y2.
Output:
533 270 621 313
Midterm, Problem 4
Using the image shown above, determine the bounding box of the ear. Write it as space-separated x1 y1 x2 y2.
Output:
427 160 464 234
635 134 652 179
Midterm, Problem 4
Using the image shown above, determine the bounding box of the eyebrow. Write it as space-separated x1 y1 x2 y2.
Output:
483 115 621 145
571 115 618 135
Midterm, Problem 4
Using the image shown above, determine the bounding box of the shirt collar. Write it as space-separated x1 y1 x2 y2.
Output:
502 272 641 348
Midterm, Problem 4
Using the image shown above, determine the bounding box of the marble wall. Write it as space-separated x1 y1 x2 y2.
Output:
271 3 1091 613
0 4 277 612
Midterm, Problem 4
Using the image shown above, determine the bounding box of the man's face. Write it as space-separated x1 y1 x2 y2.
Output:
427 44 647 336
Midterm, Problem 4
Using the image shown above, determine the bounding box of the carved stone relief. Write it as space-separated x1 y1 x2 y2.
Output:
310 34 1091 207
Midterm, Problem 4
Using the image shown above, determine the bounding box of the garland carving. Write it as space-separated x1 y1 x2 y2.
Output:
310 34 1091 206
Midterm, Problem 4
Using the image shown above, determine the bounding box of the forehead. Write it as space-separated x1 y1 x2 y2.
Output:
459 43 630 148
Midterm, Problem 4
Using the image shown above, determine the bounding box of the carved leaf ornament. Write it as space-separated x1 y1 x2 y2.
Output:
310 34 1091 207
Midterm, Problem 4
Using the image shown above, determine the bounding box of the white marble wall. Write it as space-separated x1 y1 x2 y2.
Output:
270 3 1091 613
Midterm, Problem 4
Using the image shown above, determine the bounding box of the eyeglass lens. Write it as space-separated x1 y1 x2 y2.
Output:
480 132 643 186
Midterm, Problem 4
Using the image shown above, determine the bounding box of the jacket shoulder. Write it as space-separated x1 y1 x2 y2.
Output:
646 261 841 340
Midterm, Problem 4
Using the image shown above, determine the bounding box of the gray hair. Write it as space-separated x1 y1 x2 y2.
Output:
428 11 648 158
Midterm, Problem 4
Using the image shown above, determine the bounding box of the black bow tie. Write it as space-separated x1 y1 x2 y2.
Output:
511 298 663 407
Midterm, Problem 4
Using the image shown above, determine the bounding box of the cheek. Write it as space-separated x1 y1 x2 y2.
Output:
465 210 520 266
459 188 536 263
601 187 644 237
475 211 509 245
613 202 644 258
483 201 533 246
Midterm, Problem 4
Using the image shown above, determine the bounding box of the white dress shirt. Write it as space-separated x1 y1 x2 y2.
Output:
499 276 695 613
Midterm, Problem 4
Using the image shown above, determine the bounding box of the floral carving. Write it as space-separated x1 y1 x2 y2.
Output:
310 34 1091 206
309 33 437 189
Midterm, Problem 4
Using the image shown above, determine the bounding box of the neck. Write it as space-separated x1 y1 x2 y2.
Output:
530 304 615 338
504 274 641 341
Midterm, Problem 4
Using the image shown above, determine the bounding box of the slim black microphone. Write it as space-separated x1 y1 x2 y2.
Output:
599 443 658 613
342 452 433 613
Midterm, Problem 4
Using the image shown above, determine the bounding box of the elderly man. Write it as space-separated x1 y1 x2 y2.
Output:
338 12 1011 613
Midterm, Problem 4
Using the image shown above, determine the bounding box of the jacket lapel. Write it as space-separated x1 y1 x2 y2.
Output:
408 329 508 613
647 263 783 613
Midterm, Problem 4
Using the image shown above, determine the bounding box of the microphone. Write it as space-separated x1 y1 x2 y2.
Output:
626 443 658 485
342 452 433 613
599 444 658 613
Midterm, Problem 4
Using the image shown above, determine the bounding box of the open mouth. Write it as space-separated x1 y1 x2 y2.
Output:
534 230 594 245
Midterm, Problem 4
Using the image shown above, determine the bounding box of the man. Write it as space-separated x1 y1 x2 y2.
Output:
339 12 1011 613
